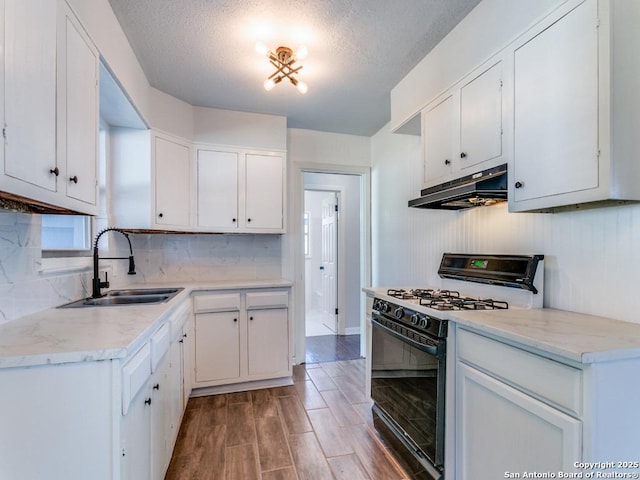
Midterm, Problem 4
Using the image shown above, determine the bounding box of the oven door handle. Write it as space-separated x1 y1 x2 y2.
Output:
371 316 441 357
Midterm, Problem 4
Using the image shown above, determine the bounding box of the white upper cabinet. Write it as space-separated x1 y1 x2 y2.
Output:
154 136 190 228
245 153 284 231
422 60 504 187
0 0 98 214
197 150 239 230
3 0 58 194
197 148 285 233
509 0 640 212
422 95 455 184
59 0 99 210
459 62 502 172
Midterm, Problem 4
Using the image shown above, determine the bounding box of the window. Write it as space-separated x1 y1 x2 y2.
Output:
41 215 92 257
303 212 311 258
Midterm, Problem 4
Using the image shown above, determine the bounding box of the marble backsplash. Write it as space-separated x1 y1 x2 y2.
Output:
0 210 283 324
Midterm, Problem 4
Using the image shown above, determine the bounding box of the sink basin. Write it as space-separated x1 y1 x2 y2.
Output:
58 288 183 308
106 287 182 297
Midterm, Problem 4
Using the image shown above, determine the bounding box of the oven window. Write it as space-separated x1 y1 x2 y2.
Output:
371 321 442 467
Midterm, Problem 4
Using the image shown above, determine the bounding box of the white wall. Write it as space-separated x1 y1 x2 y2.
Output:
371 123 640 325
288 129 371 167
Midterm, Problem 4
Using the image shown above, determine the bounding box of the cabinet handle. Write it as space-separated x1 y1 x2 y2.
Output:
50 167 59 177
460 152 467 158
179 339 184 343
145 398 152 406
444 159 451 165
158 212 164 218
515 181 524 189
69 175 78 184
153 383 160 391
183 333 187 338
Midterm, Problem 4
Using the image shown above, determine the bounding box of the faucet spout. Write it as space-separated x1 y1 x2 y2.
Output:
92 228 136 298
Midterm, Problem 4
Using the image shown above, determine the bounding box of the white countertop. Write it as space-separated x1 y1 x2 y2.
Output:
0 280 292 369
363 286 640 364
451 308 640 364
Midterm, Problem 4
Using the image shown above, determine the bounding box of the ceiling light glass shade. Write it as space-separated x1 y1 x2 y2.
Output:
296 81 308 94
255 42 268 56
264 78 276 91
295 45 308 60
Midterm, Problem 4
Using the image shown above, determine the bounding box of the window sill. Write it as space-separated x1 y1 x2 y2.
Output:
39 256 93 275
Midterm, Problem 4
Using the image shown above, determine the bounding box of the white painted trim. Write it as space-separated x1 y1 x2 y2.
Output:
344 327 361 336
291 162 371 365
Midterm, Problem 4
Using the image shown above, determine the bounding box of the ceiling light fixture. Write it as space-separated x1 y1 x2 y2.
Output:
258 44 308 94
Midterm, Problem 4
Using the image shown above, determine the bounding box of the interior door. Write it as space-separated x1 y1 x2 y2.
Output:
320 193 338 333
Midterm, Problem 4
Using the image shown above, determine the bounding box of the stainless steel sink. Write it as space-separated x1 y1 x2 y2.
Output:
58 288 183 308
106 287 183 297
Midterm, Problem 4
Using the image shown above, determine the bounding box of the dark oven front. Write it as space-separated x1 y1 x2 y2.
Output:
371 310 446 480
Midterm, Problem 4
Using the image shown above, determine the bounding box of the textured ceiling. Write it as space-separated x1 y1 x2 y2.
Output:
108 0 481 136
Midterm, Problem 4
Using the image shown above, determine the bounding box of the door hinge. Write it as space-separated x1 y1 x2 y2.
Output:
335 308 339 315
334 204 338 212
2 127 6 139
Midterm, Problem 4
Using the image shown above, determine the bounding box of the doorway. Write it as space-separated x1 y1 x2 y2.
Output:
304 189 339 336
302 171 363 363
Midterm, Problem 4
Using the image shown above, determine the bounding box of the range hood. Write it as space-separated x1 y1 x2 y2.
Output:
409 164 507 210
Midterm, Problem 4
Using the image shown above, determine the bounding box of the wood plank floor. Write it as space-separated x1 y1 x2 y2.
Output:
304 334 362 364
165 359 412 480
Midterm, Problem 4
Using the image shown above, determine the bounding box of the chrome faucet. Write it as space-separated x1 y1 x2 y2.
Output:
92 227 136 298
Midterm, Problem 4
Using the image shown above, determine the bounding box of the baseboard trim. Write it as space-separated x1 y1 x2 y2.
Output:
344 327 360 335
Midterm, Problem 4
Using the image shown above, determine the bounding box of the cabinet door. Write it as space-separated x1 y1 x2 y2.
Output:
120 383 152 480
245 153 284 231
194 311 240 383
512 0 598 203
422 95 455 184
456 363 581 480
155 136 190 227
181 323 192 407
4 0 57 192
197 150 239 230
247 308 289 377
62 5 99 207
151 353 171 480
460 62 502 171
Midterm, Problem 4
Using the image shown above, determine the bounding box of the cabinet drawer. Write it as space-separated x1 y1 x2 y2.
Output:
150 322 170 372
122 343 151 415
457 328 582 415
193 293 241 313
246 291 288 310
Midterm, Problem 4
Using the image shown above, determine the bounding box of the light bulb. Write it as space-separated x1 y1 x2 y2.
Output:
255 42 268 56
295 45 308 60
264 78 276 91
296 81 308 94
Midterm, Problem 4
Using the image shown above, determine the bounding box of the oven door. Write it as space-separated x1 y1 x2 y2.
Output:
371 314 446 477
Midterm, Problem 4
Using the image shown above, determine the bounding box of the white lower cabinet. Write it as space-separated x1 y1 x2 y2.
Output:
452 326 640 480
193 289 291 389
0 299 192 480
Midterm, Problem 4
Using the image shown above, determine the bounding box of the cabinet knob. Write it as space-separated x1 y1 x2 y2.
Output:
460 152 467 158
50 167 59 177
233 318 237 322
158 212 164 218
183 333 187 338
247 218 252 223
145 398 152 406
153 383 160 391
249 316 254 321
69 175 78 184
515 181 524 189
444 159 451 165
232 218 236 223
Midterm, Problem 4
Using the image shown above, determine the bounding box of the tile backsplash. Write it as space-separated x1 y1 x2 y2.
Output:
0 210 282 324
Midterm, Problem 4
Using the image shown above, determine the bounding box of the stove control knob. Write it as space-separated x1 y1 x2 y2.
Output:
379 302 390 313
410 313 420 325
394 307 405 319
373 299 381 311
419 317 430 329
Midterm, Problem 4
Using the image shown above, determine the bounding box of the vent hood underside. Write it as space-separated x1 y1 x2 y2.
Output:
408 164 507 210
